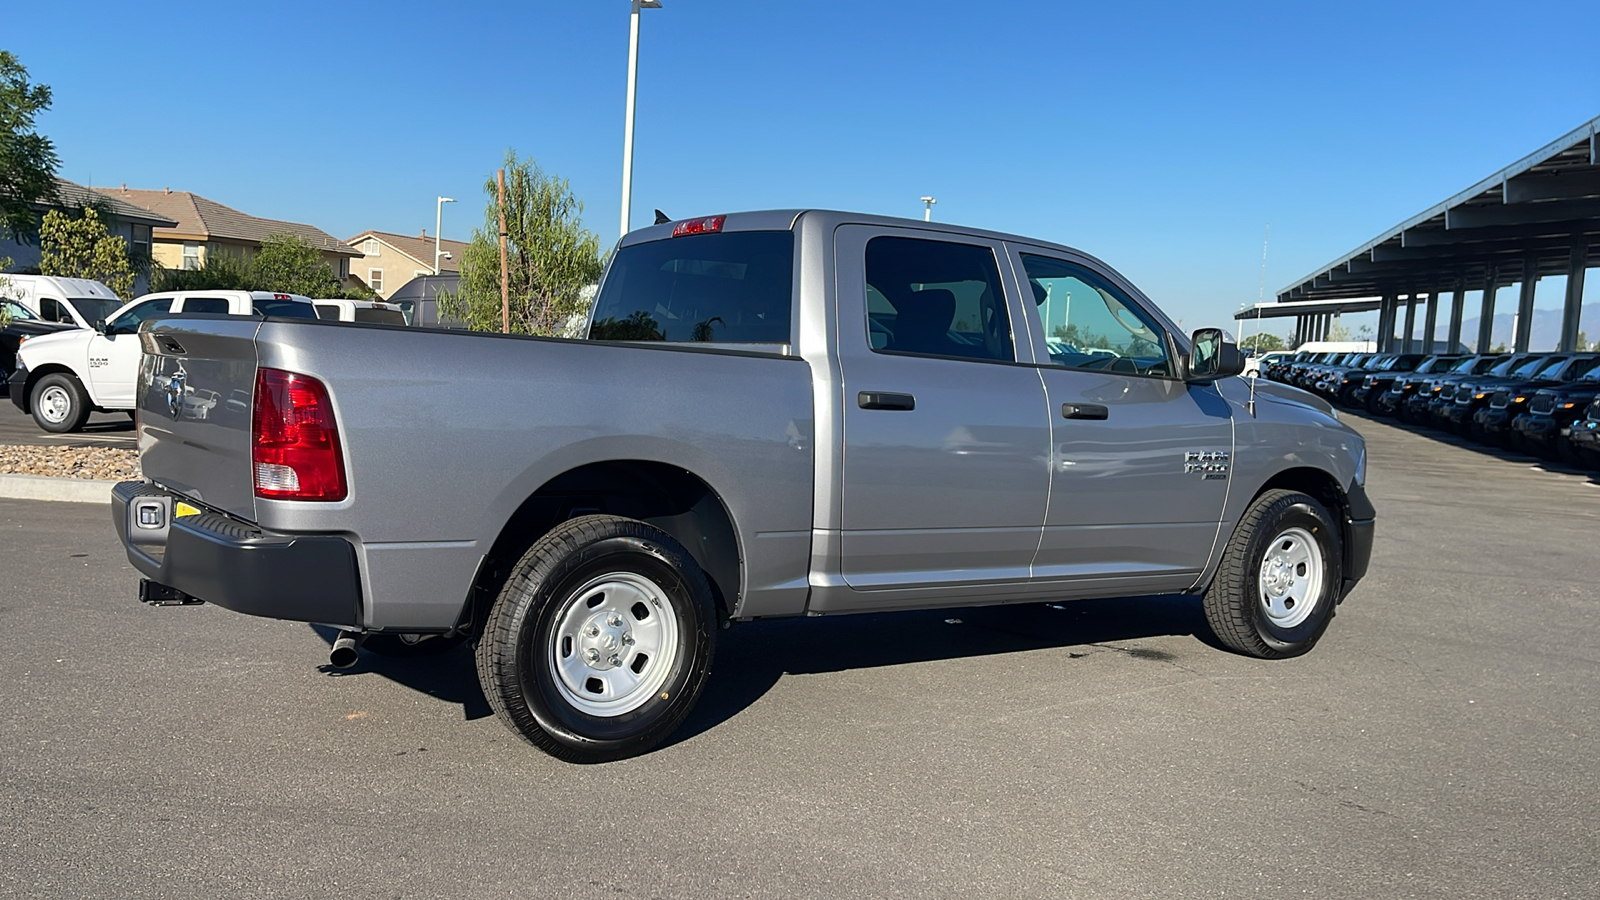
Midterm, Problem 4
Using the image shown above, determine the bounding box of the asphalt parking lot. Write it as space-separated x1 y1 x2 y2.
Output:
2 414 1598 899
0 386 134 449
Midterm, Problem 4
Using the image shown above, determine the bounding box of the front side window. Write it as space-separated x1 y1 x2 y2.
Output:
864 236 1011 361
112 298 173 330
2 299 38 321
40 298 72 323
590 231 794 343
1020 254 1172 377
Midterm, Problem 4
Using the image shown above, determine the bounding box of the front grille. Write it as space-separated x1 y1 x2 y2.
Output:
1455 387 1476 405
1489 390 1510 410
1529 392 1557 416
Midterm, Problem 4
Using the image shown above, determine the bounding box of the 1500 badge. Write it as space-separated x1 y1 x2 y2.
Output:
1184 451 1230 480
89 357 109 368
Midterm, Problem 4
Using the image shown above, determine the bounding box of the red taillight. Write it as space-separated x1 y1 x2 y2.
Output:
251 368 346 501
671 215 726 237
273 293 292 300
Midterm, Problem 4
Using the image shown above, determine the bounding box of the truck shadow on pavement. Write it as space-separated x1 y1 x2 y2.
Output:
311 594 1217 743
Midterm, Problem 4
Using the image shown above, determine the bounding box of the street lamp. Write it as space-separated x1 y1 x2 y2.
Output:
434 196 455 275
921 196 936 222
620 0 663 238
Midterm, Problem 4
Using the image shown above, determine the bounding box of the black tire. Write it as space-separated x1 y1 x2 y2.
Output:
475 514 716 763
1364 391 1386 415
1203 489 1343 659
363 633 466 658
31 373 90 434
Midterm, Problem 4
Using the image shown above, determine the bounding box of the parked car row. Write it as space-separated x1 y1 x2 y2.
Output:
1262 349 1600 469
3 281 408 433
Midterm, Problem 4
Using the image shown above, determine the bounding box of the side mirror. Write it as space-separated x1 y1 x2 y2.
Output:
1188 328 1245 383
92 319 108 334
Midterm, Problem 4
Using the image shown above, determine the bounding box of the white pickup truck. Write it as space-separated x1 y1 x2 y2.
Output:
8 290 317 432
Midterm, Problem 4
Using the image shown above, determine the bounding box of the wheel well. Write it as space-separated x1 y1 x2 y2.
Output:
15 364 79 414
1256 466 1351 538
462 461 741 638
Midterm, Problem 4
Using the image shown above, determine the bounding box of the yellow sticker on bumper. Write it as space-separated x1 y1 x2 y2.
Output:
174 502 201 518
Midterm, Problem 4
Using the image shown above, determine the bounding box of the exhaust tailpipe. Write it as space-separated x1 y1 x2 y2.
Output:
329 631 365 668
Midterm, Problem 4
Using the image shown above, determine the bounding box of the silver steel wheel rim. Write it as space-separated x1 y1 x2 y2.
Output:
1258 526 1323 629
39 385 71 424
549 571 680 718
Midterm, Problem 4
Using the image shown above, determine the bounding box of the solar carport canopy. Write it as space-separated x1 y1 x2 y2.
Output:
1272 115 1600 352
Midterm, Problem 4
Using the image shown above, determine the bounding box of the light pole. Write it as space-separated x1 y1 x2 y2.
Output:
921 196 936 222
621 0 663 238
434 196 455 274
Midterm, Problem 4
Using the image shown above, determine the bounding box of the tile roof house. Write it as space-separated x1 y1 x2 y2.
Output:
0 178 178 295
93 186 361 281
345 229 472 299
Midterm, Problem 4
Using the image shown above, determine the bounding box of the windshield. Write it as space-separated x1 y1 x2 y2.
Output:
1522 357 1565 378
2 299 39 322
253 299 318 319
354 308 407 325
1566 357 1600 380
1420 357 1458 374
68 297 122 324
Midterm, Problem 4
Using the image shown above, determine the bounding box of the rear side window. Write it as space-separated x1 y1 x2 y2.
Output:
314 305 341 320
590 231 793 343
354 308 407 325
181 298 230 315
867 237 1012 362
253 299 318 319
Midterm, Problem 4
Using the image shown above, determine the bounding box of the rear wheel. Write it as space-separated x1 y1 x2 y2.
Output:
475 515 717 763
1204 489 1342 659
31 373 90 434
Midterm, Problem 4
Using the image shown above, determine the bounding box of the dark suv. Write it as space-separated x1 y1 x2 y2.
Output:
1438 353 1551 434
1513 365 1600 463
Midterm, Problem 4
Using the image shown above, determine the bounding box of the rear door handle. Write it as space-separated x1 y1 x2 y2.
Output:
858 391 916 411
1061 403 1108 420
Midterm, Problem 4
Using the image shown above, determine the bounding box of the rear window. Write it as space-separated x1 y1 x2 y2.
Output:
354 308 407 325
589 231 794 343
253 299 318 319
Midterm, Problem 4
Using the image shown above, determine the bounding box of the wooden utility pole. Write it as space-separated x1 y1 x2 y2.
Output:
497 168 509 334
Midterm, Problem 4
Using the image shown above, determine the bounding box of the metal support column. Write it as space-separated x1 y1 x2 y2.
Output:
1401 295 1418 353
1378 293 1396 351
1447 286 1465 352
1514 252 1538 352
1422 292 1438 354
1477 270 1498 352
1559 240 1588 352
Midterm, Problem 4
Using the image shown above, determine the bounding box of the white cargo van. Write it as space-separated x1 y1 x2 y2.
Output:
0 275 123 329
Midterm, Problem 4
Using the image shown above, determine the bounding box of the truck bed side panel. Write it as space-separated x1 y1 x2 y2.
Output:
245 323 815 629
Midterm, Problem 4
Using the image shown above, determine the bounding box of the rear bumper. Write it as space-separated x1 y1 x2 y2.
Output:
112 480 363 627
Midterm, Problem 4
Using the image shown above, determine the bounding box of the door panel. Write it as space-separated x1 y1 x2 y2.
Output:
834 225 1050 594
1007 248 1231 591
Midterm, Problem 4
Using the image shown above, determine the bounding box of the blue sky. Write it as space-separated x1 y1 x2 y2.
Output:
9 0 1600 331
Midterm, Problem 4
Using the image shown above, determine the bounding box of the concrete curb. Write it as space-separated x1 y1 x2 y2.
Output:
0 474 118 504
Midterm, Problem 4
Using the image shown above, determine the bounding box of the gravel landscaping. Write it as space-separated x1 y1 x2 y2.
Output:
0 443 139 480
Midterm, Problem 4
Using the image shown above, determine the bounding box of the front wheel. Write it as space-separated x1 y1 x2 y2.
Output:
1204 489 1343 659
31 373 91 434
475 515 717 763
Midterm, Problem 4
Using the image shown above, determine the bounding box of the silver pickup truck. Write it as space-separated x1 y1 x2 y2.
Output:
113 210 1373 763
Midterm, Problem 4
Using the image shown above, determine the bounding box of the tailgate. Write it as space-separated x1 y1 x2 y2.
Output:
137 318 261 521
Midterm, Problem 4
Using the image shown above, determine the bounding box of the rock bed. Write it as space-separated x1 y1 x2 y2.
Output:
0 444 140 481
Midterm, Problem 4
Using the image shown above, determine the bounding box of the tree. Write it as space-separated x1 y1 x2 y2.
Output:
152 250 252 292
0 52 58 239
443 150 604 335
1577 331 1590 352
1240 332 1286 352
0 256 13 327
250 233 341 297
39 207 135 299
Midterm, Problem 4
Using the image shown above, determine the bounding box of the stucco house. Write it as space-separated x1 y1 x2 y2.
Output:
345 229 470 299
0 178 177 295
94 186 361 280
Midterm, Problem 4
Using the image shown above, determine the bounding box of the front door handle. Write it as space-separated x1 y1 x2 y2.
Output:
858 391 916 411
1061 403 1108 420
